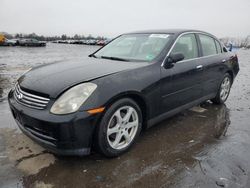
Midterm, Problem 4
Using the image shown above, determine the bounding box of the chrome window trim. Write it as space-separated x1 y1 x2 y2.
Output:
161 31 223 66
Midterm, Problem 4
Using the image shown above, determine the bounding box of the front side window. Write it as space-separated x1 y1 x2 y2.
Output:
199 34 217 56
94 34 172 62
171 34 198 61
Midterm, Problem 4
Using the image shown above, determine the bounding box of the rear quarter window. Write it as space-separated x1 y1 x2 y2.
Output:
215 40 222 53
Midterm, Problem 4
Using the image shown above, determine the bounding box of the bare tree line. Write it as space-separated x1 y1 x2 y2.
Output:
0 32 107 41
220 36 250 48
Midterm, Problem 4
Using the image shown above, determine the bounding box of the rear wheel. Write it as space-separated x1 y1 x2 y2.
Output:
212 73 232 104
95 98 142 157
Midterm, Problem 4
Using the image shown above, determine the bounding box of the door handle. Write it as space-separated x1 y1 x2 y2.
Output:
196 65 203 70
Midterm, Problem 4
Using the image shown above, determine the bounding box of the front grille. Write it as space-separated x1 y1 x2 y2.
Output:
14 84 50 110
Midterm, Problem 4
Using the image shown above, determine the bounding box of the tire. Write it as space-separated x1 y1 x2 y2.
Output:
95 98 142 157
211 73 232 104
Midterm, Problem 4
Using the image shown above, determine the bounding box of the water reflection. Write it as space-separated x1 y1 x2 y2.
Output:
212 104 230 139
21 103 230 188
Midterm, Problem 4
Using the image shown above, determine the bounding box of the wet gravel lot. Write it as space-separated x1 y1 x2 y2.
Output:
0 44 250 188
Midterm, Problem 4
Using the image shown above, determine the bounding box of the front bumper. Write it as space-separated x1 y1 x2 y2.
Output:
8 90 99 156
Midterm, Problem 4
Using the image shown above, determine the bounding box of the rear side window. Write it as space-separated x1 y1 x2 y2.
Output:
199 34 217 56
171 34 198 61
215 40 222 53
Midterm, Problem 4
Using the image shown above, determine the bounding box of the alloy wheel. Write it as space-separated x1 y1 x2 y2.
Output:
220 76 231 101
107 106 139 150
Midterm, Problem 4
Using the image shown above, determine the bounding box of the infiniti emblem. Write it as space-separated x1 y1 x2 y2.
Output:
17 93 23 100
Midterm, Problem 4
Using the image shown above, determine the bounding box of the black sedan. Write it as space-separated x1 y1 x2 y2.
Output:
8 29 239 157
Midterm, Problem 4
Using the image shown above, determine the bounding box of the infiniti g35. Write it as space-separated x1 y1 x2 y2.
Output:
8 29 239 157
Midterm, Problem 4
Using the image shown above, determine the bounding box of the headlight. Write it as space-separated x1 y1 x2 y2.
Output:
50 83 97 115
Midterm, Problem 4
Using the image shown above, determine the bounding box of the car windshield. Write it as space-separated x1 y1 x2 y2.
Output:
94 33 172 62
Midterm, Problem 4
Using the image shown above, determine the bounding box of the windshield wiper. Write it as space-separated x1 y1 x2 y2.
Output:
89 54 97 58
100 56 130 62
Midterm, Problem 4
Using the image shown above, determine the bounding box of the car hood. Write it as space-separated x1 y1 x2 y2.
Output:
18 57 149 98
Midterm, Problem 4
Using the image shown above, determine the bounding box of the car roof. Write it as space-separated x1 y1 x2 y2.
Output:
125 29 213 36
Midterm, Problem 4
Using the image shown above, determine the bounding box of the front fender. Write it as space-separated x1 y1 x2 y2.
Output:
79 64 161 120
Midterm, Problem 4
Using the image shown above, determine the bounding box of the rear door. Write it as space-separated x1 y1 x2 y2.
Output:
196 34 226 96
160 33 203 113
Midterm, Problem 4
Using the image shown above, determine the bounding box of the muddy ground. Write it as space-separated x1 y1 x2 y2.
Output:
0 44 250 188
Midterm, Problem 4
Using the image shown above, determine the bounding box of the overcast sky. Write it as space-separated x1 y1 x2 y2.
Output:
1 0 250 38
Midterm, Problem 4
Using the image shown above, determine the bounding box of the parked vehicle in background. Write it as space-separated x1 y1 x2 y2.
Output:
59 40 71 44
104 39 111 45
0 37 19 46
88 39 97 45
8 29 239 157
4 39 18 46
97 40 106 46
19 39 46 47
50 39 111 46
70 40 84 45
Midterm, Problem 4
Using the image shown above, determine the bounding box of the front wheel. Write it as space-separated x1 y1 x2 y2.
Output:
212 73 232 104
95 98 142 157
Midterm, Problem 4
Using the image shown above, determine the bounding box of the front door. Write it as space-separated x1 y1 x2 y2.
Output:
160 33 203 113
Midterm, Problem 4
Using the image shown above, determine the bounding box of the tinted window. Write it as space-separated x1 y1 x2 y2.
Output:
171 34 198 60
215 40 222 53
199 34 217 56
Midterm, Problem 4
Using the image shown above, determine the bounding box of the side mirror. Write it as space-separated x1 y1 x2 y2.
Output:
163 53 185 68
